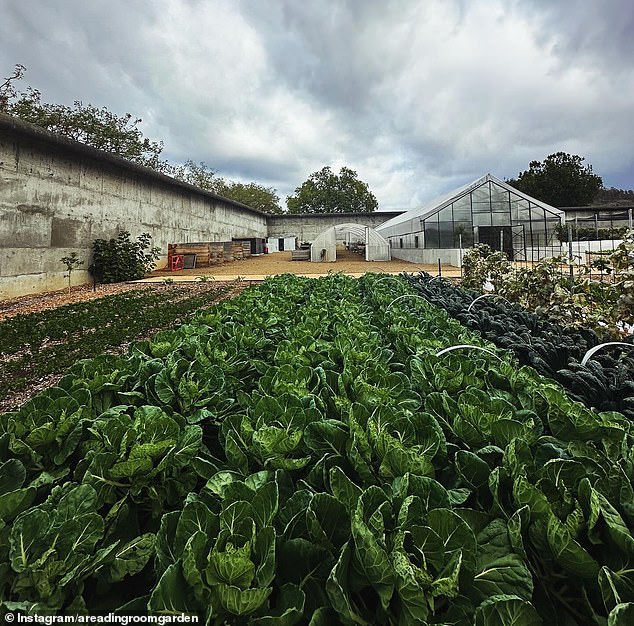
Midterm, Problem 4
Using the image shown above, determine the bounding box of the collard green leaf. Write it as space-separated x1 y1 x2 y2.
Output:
351 514 395 611
251 583 305 626
426 508 477 568
307 493 349 552
329 466 362 513
455 450 490 489
105 533 156 583
215 583 272 616
254 526 276 588
148 562 199 615
392 474 450 513
391 548 430 624
0 487 36 525
155 510 181 574
252 480 279 529
175 500 218 556
546 512 599 580
206 542 256 588
471 553 533 604
9 508 50 572
181 531 208 605
0 459 26 496
431 550 462 600
56 512 104 555
474 594 543 626
326 542 370 625
304 419 349 456
609 603 634 626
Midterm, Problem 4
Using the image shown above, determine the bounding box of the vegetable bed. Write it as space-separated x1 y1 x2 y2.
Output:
0 283 234 409
1 274 633 624
402 272 634 419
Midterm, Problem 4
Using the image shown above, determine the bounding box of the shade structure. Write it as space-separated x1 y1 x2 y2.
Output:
310 222 391 262
377 173 564 263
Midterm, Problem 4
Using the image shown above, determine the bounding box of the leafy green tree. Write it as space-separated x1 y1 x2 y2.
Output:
172 160 224 193
286 166 378 213
172 161 282 213
0 63 25 110
89 231 160 283
507 152 603 207
1 64 168 171
2 64 283 213
220 181 282 214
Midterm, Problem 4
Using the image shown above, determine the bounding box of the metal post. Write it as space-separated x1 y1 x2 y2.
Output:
459 234 463 278
500 229 504 253
629 208 633 230
438 258 442 277
567 223 574 290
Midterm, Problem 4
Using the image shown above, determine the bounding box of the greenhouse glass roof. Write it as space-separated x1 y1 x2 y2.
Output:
376 173 563 233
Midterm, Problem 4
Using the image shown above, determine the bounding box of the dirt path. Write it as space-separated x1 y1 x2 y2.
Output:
148 249 461 281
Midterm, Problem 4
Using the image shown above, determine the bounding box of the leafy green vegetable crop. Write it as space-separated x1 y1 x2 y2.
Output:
1 274 634 624
403 272 634 419
0 284 232 406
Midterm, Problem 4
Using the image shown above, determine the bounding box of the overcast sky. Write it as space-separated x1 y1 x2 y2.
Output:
1 0 633 209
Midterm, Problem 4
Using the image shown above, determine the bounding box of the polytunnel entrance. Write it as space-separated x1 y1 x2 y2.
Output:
310 222 391 262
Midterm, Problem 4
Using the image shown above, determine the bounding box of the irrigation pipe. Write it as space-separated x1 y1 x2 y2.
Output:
385 293 428 312
467 293 513 312
435 344 503 362
581 342 634 366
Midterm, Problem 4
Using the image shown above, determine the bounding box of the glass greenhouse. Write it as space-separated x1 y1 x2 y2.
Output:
376 174 565 264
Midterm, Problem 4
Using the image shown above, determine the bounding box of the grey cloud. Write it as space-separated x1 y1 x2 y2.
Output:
1 0 633 207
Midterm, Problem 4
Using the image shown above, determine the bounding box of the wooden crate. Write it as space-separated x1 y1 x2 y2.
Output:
209 243 224 265
291 249 311 261
168 242 226 267
232 242 245 260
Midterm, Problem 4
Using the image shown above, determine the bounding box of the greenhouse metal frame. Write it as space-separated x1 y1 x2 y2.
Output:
377 174 565 263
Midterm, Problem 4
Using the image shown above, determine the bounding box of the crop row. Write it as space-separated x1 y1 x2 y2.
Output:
1 274 633 624
0 284 236 405
402 272 634 420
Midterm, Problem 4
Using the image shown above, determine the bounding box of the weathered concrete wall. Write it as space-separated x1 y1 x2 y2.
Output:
267 211 404 243
0 113 267 299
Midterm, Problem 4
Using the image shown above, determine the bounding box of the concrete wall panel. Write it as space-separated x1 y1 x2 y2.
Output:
0 113 268 299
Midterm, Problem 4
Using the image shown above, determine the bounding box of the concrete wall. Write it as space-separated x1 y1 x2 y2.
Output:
389 247 464 267
267 211 403 243
0 113 267 299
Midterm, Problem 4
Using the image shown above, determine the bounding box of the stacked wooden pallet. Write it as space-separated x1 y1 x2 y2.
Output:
168 242 225 267
232 242 245 260
291 248 311 261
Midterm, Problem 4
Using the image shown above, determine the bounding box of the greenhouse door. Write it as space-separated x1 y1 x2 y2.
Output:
511 225 526 262
477 226 514 260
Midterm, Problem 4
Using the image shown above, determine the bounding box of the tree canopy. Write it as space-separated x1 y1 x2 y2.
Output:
506 152 603 207
286 166 378 214
1 64 283 213
1 64 167 171
172 161 282 213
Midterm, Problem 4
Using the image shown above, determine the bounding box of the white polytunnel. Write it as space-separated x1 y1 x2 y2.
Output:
310 222 391 262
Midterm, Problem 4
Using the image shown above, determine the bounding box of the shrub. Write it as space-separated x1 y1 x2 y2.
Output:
461 243 511 291
89 230 160 283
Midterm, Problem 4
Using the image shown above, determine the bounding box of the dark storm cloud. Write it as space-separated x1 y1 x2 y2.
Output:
1 0 633 207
